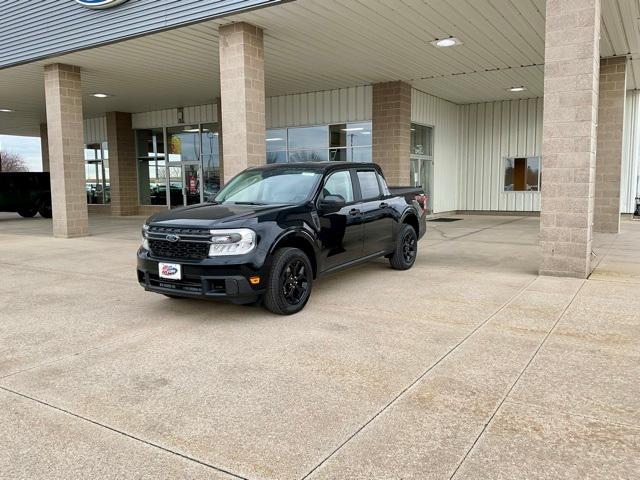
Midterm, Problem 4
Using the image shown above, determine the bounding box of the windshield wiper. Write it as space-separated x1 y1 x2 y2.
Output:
230 201 268 206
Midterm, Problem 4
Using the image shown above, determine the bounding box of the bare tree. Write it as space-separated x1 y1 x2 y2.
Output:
0 150 29 172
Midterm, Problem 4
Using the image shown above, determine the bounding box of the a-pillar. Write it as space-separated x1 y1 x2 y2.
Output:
372 81 412 186
106 112 138 215
39 123 49 172
539 0 601 278
594 56 627 233
44 63 88 237
218 22 266 184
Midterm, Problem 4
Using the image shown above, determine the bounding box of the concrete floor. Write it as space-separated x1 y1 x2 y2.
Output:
0 212 638 479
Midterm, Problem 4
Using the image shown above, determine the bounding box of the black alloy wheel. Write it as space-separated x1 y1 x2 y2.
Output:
264 247 313 315
389 224 418 270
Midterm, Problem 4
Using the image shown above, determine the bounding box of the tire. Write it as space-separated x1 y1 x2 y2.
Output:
17 206 38 218
264 247 313 315
38 203 52 218
389 224 418 270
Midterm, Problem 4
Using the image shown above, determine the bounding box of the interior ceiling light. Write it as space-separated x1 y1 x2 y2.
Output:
508 86 527 92
91 93 111 98
431 37 461 48
341 127 364 132
266 137 284 142
0 108 13 112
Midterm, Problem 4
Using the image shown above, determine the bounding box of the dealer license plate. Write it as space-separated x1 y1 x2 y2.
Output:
159 262 182 280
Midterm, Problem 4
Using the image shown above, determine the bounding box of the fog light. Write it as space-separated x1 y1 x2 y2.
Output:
249 276 261 285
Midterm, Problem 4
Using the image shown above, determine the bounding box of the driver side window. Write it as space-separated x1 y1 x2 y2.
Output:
322 170 354 203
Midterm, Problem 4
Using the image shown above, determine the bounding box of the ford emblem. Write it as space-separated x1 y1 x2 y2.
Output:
165 234 180 243
76 0 129 9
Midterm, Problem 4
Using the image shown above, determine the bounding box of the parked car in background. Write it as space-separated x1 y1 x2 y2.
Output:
0 172 52 218
137 162 427 315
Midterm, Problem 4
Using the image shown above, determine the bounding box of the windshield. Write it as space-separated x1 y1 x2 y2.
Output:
214 168 322 205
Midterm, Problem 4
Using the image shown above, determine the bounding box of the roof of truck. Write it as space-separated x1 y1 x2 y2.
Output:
247 161 382 173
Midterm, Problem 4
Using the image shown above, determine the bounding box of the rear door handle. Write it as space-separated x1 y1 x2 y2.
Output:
349 208 361 216
379 202 389 208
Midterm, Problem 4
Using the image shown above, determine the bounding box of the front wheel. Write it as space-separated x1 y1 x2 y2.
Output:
17 206 38 218
389 224 418 270
38 202 52 218
264 247 313 315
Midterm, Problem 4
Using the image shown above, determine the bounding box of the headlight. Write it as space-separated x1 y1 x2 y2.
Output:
209 228 256 256
141 223 150 250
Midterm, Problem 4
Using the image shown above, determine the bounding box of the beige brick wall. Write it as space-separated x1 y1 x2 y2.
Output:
106 112 138 216
594 56 627 233
372 81 411 186
44 63 89 238
539 0 600 278
219 22 266 184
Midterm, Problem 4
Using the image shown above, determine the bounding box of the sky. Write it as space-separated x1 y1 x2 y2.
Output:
0 135 43 172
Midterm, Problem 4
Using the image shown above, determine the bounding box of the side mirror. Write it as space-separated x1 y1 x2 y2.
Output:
319 194 346 212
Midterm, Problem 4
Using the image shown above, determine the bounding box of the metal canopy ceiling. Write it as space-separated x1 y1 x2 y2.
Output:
0 0 638 137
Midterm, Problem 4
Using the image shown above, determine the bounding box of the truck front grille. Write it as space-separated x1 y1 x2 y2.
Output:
148 239 210 260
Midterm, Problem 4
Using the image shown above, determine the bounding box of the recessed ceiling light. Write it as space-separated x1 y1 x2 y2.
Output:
91 93 111 98
266 137 285 142
508 86 527 92
431 37 462 48
0 108 13 112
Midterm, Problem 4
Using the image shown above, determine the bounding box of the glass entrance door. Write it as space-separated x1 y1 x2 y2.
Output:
183 163 202 205
410 157 434 215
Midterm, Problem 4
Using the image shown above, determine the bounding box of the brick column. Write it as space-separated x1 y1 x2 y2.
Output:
594 56 627 233
219 22 266 184
372 81 412 186
539 0 600 278
39 123 49 172
44 63 88 238
106 112 138 215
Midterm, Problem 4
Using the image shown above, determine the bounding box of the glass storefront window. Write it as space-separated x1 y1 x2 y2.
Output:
504 157 540 191
411 124 433 157
167 125 200 162
267 128 287 164
84 143 110 204
270 122 372 164
201 123 221 198
136 128 165 205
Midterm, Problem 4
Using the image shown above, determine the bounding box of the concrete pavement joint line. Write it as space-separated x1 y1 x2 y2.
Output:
0 385 249 480
503 399 640 431
448 279 588 479
300 275 539 480
0 260 133 287
0 324 171 381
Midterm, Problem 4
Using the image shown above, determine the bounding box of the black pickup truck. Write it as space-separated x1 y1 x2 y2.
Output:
0 172 52 218
137 162 426 314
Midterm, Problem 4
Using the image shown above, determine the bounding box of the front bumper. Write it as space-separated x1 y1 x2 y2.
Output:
137 251 265 303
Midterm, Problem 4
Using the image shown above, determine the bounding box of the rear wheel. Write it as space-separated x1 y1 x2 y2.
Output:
17 206 38 218
389 224 418 270
38 202 52 218
264 247 313 315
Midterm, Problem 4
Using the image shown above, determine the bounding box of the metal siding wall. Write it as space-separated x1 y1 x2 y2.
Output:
265 86 372 128
459 98 543 212
621 90 640 213
411 89 461 214
132 104 219 129
0 0 285 68
83 117 107 144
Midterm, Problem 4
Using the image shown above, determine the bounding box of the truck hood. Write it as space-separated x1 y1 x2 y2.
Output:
147 202 293 228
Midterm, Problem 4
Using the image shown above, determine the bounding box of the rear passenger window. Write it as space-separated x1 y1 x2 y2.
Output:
322 170 354 203
357 171 381 199
377 173 391 196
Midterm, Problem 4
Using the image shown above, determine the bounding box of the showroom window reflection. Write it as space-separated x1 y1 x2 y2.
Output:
84 142 109 204
267 122 372 164
135 124 221 206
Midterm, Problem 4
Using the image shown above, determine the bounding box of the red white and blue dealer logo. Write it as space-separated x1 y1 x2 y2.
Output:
76 0 129 9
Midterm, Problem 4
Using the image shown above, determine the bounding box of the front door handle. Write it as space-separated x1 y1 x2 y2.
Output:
379 202 389 208
349 208 361 216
